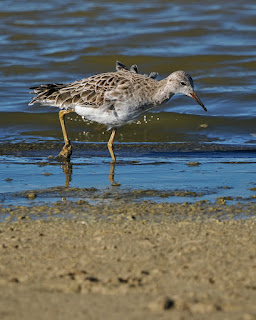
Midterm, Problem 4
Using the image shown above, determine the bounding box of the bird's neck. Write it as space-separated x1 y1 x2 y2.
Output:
153 78 174 105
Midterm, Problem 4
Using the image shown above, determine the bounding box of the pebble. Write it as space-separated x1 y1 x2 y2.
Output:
26 192 36 200
148 296 175 311
186 161 201 167
42 172 53 176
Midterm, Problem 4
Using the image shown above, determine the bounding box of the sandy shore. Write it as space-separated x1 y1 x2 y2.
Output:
0 201 256 320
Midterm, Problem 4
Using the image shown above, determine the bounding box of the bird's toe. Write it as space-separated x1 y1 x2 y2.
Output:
56 144 72 160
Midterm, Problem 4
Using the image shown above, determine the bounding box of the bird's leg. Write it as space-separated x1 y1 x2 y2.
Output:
57 109 75 159
108 162 116 184
107 128 117 162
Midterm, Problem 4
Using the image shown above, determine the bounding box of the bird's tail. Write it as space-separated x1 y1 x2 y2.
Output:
29 83 65 105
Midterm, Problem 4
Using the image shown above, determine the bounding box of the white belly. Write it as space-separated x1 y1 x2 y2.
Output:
74 104 149 129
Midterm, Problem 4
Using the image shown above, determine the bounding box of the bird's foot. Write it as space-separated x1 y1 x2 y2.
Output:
56 143 72 161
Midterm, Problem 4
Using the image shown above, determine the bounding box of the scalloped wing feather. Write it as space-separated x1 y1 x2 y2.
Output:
29 71 156 112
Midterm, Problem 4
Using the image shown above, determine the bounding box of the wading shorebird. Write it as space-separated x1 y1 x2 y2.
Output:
29 61 207 162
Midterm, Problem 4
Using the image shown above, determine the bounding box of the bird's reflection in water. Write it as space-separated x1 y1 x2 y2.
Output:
108 162 121 186
61 161 73 187
60 161 120 187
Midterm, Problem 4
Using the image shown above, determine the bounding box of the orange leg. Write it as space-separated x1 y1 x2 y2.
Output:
108 162 115 183
107 129 117 162
57 109 74 159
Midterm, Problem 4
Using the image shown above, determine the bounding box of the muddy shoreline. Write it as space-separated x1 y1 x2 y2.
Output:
1 141 256 157
0 201 256 319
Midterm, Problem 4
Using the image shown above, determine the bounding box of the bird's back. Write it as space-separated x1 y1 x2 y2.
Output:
29 70 158 111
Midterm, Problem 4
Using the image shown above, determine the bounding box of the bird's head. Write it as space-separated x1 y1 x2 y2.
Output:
167 71 207 112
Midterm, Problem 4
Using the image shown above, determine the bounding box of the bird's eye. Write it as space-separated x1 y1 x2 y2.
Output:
180 82 186 86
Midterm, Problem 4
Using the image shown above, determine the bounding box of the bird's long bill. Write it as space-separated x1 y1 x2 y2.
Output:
190 91 207 112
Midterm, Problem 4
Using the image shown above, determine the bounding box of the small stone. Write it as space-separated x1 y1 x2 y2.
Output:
209 277 215 284
148 296 175 311
85 276 99 282
186 162 200 167
127 215 136 221
77 200 89 205
26 192 36 200
216 197 226 205
42 172 53 176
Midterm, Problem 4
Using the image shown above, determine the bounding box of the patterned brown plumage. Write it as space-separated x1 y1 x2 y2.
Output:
29 70 157 111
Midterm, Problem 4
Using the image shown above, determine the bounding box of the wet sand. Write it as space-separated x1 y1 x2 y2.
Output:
1 141 256 156
0 201 256 320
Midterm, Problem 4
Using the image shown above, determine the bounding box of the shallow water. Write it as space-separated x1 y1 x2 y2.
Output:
1 149 256 206
1 1 256 206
